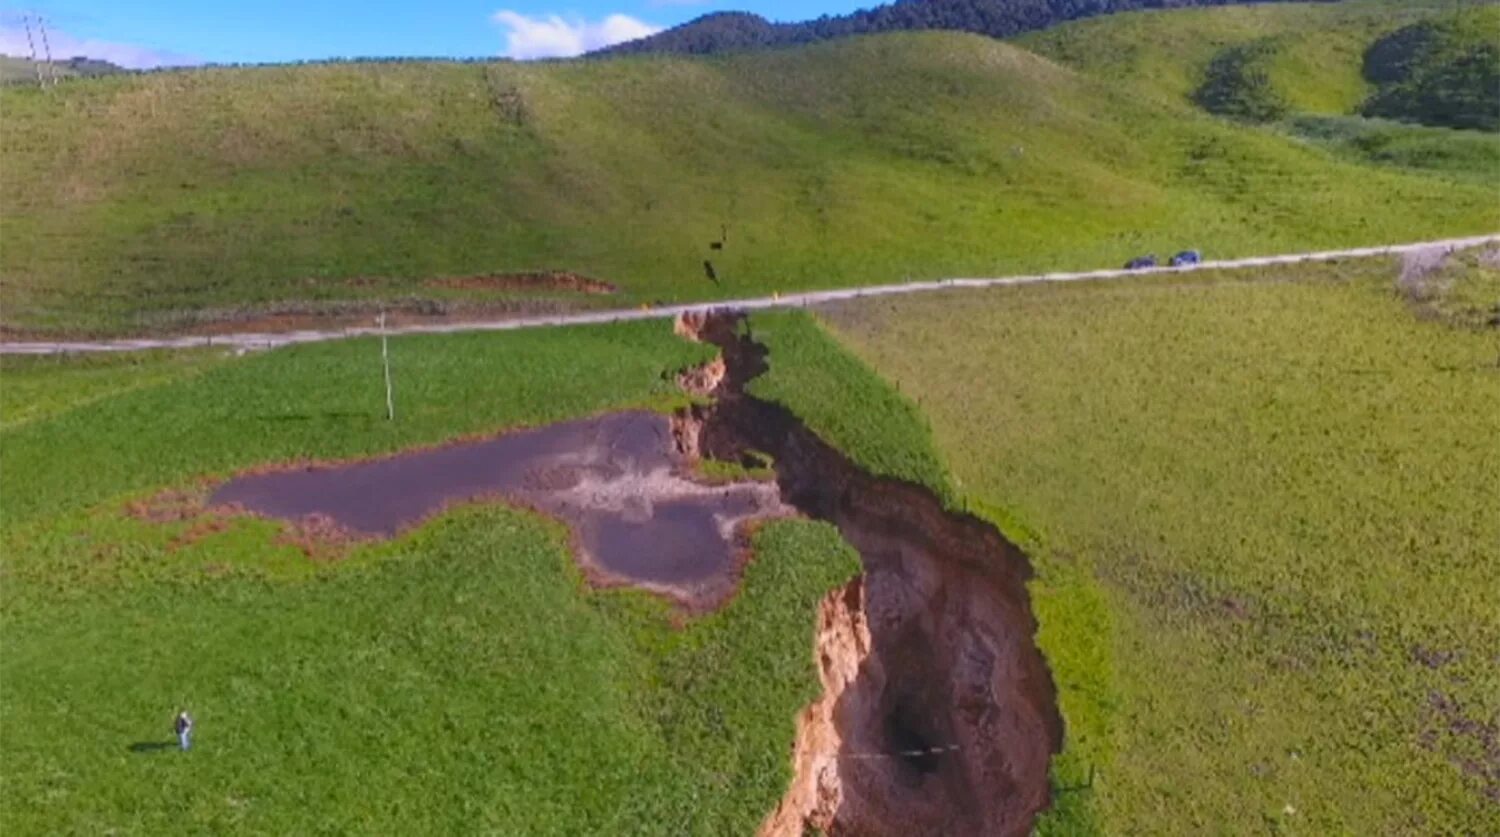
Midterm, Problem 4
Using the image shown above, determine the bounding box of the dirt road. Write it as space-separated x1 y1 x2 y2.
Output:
3 234 1494 355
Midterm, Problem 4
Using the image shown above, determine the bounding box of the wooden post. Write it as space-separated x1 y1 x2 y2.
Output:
379 311 394 421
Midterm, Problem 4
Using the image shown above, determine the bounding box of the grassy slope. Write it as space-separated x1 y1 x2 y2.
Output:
3 28 1496 335
1023 0 1500 172
0 321 863 833
815 256 1500 833
1020 0 1464 113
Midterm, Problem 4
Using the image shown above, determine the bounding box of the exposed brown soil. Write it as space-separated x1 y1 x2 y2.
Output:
124 485 213 524
181 300 583 337
676 311 1063 837
763 578 872 835
0 299 594 342
426 271 617 295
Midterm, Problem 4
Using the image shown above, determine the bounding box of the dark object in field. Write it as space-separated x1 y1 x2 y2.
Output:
1125 254 1158 270
710 241 723 250
703 260 719 283
1170 250 1202 267
174 711 193 751
128 741 177 754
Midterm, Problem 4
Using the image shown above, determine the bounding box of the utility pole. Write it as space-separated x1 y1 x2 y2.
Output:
379 311 395 421
37 16 59 87
22 15 44 90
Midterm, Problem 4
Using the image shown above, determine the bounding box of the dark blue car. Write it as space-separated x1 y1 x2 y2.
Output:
1170 250 1202 267
1125 254 1157 270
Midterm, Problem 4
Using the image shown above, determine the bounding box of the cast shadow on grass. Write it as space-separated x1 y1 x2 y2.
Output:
128 741 178 754
253 411 375 423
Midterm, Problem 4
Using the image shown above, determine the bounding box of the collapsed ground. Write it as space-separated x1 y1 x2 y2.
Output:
1 306 1066 835
2 250 1497 835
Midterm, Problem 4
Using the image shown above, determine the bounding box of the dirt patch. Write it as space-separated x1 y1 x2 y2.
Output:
1398 246 1452 296
1418 689 1500 803
209 411 788 610
180 299 583 338
426 271 616 295
124 485 212 524
677 355 726 399
680 312 1063 836
0 298 597 342
763 577 872 835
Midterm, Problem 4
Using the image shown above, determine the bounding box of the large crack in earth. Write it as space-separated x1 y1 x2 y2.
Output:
206 309 1063 833
675 312 1063 837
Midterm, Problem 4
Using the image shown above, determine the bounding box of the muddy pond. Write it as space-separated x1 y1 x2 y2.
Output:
211 410 786 604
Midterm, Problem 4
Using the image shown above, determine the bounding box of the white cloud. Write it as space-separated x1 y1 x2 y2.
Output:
0 22 196 69
491 10 660 60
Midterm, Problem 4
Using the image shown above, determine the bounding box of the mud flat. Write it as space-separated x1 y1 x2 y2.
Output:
211 410 786 607
675 313 1063 837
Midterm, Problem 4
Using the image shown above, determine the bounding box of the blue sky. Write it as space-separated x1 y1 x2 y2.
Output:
0 0 867 66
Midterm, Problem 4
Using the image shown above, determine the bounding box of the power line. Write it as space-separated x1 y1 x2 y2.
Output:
22 14 43 89
37 15 60 87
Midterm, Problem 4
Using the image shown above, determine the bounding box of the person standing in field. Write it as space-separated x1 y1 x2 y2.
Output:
175 711 193 751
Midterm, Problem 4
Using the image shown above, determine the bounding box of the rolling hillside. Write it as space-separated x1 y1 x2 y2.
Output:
1023 0 1498 123
2 10 1497 336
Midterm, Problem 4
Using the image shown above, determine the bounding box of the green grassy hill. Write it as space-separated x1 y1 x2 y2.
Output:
1024 0 1500 126
1021 0 1487 113
2 21 1496 336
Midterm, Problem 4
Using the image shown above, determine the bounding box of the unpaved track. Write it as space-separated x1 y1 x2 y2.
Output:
4 235 1494 355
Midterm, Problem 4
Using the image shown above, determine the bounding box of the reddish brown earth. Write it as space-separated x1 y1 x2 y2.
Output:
677 312 1063 837
180 300 583 337
426 271 617 295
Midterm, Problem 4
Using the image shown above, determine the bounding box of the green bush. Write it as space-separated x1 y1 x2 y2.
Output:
1194 40 1291 123
1360 8 1500 131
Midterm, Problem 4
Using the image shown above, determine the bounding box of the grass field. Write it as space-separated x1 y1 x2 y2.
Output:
0 320 870 833
808 252 1500 833
3 5 1497 336
0 349 227 431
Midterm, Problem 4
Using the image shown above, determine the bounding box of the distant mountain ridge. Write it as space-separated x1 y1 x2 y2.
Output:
596 0 1328 56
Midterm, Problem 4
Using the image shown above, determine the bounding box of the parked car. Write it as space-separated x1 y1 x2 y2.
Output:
1170 250 1202 267
1124 254 1157 270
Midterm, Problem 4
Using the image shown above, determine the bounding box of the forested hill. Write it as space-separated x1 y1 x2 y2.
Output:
595 0 1325 56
